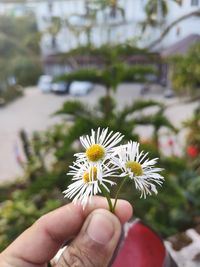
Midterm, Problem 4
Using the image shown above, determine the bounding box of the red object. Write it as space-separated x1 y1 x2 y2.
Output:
112 222 166 267
168 138 174 147
187 145 198 157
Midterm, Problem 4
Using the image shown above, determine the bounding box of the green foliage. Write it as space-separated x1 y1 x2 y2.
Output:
11 57 42 86
58 44 149 59
55 100 87 116
119 99 164 120
0 193 62 251
170 43 200 96
57 64 156 91
0 85 23 106
47 16 62 37
0 91 198 247
161 156 187 174
0 198 39 250
143 0 168 28
184 104 200 172
55 44 158 94
0 127 70 250
54 96 175 159
120 156 200 237
141 0 182 31
0 14 41 89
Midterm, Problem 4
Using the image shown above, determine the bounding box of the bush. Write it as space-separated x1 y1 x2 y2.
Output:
0 85 23 106
170 43 200 97
11 57 42 86
0 192 62 250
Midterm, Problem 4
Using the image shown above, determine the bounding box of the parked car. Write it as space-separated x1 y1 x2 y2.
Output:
69 81 94 96
38 75 53 93
51 81 71 94
164 89 175 98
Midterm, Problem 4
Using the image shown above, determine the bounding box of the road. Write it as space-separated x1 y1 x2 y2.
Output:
0 85 198 183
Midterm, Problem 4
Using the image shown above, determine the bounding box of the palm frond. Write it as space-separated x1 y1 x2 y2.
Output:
54 100 90 117
119 99 164 121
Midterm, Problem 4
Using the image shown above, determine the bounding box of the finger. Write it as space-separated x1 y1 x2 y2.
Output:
2 197 132 265
57 209 121 267
84 196 133 224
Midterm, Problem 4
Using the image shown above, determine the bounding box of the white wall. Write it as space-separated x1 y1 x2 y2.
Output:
28 0 147 54
0 0 200 53
160 0 200 47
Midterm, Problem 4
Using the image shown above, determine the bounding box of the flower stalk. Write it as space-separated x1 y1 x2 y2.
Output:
99 183 114 212
113 176 129 212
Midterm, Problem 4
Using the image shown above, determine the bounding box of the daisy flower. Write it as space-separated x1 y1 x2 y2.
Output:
75 127 124 170
63 160 117 208
113 141 164 198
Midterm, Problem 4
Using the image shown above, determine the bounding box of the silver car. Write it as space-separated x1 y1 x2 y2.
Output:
38 75 53 93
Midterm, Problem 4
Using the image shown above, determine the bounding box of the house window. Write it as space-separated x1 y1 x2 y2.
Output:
191 0 199 6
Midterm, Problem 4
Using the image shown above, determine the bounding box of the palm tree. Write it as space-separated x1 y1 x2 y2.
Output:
88 0 125 19
46 16 62 49
134 106 177 147
54 95 177 159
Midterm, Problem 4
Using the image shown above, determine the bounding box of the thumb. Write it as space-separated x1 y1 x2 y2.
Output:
57 209 121 267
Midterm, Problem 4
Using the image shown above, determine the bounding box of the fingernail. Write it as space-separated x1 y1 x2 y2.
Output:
87 213 114 245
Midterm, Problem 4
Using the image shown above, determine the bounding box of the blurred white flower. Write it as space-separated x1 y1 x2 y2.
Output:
63 160 117 207
113 141 164 198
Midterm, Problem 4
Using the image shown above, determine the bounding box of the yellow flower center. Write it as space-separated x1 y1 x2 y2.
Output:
126 161 143 176
86 144 105 162
83 167 97 183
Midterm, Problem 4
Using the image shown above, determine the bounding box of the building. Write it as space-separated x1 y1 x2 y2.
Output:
161 0 200 48
0 0 200 77
29 0 148 55
29 0 200 54
0 0 200 53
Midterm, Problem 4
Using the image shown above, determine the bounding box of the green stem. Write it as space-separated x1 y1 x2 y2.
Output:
99 183 114 212
113 176 128 212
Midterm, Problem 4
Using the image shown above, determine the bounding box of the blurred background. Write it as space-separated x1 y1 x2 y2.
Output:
0 0 200 265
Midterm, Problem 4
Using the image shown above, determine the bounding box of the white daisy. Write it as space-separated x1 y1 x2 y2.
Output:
75 128 124 166
63 160 117 208
113 141 164 198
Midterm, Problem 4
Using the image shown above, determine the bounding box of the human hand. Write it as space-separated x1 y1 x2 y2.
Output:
0 197 132 267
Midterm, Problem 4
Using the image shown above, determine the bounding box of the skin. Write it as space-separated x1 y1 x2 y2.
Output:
0 197 133 267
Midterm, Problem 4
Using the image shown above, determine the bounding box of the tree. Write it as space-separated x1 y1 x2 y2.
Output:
141 0 200 50
47 0 126 49
141 0 182 31
56 44 157 92
141 0 168 31
135 106 177 147
47 16 62 49
54 98 167 156
170 42 200 96
11 57 42 86
0 14 41 88
88 0 125 18
147 10 200 49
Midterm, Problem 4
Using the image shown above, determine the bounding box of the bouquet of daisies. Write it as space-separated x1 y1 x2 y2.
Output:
63 128 164 212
